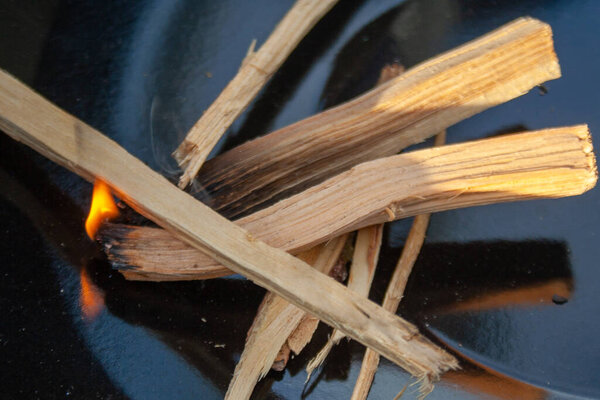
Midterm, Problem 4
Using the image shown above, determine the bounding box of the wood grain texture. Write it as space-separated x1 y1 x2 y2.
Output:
0 69 459 388
225 236 347 400
174 0 339 188
351 132 446 400
194 17 561 218
237 65 402 384
106 126 597 280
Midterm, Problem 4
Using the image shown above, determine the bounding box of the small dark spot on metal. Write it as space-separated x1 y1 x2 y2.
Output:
538 84 548 95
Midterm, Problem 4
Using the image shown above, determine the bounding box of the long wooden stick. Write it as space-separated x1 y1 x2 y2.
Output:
174 0 339 188
0 69 459 387
225 236 347 400
247 64 406 380
306 224 383 379
193 17 560 218
351 132 446 400
103 126 597 281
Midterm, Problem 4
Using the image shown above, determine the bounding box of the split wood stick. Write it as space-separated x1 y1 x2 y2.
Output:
272 314 319 370
105 125 597 281
174 0 339 188
225 235 347 400
351 131 446 400
306 224 383 379
0 70 459 389
272 252 349 371
270 64 406 372
194 17 561 218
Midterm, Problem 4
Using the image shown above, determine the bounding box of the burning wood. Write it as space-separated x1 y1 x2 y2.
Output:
192 17 560 218
101 126 597 281
85 180 120 239
0 9 597 397
174 0 340 188
0 69 461 391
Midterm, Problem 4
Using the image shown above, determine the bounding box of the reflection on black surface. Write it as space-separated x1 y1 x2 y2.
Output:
443 363 546 400
0 136 127 398
0 199 128 400
96 261 265 392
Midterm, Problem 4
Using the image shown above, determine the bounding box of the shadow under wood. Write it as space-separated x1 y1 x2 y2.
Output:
0 135 98 265
390 240 573 317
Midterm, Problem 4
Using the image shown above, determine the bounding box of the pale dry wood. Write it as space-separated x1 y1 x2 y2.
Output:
194 17 561 218
174 0 339 188
247 64 404 373
105 126 597 281
272 314 321 371
225 236 347 400
0 70 459 389
306 224 383 379
351 132 446 400
285 313 320 355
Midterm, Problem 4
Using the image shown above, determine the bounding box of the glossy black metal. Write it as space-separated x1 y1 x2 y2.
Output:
1 0 599 399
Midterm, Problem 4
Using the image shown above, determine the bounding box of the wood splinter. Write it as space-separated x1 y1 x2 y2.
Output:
103 126 597 281
0 69 461 394
234 64 405 390
306 224 383 380
351 132 446 400
192 17 561 218
174 0 339 188
225 236 348 400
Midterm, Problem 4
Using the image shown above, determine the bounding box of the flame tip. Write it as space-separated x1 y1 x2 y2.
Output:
85 180 119 240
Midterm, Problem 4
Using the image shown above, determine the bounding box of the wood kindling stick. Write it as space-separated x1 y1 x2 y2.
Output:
0 70 459 388
271 251 349 371
232 65 405 387
306 224 383 379
103 125 597 281
351 131 446 400
224 235 347 400
174 0 339 188
193 17 561 218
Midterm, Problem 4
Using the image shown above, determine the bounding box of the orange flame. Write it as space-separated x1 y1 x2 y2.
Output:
85 180 119 239
80 268 105 321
